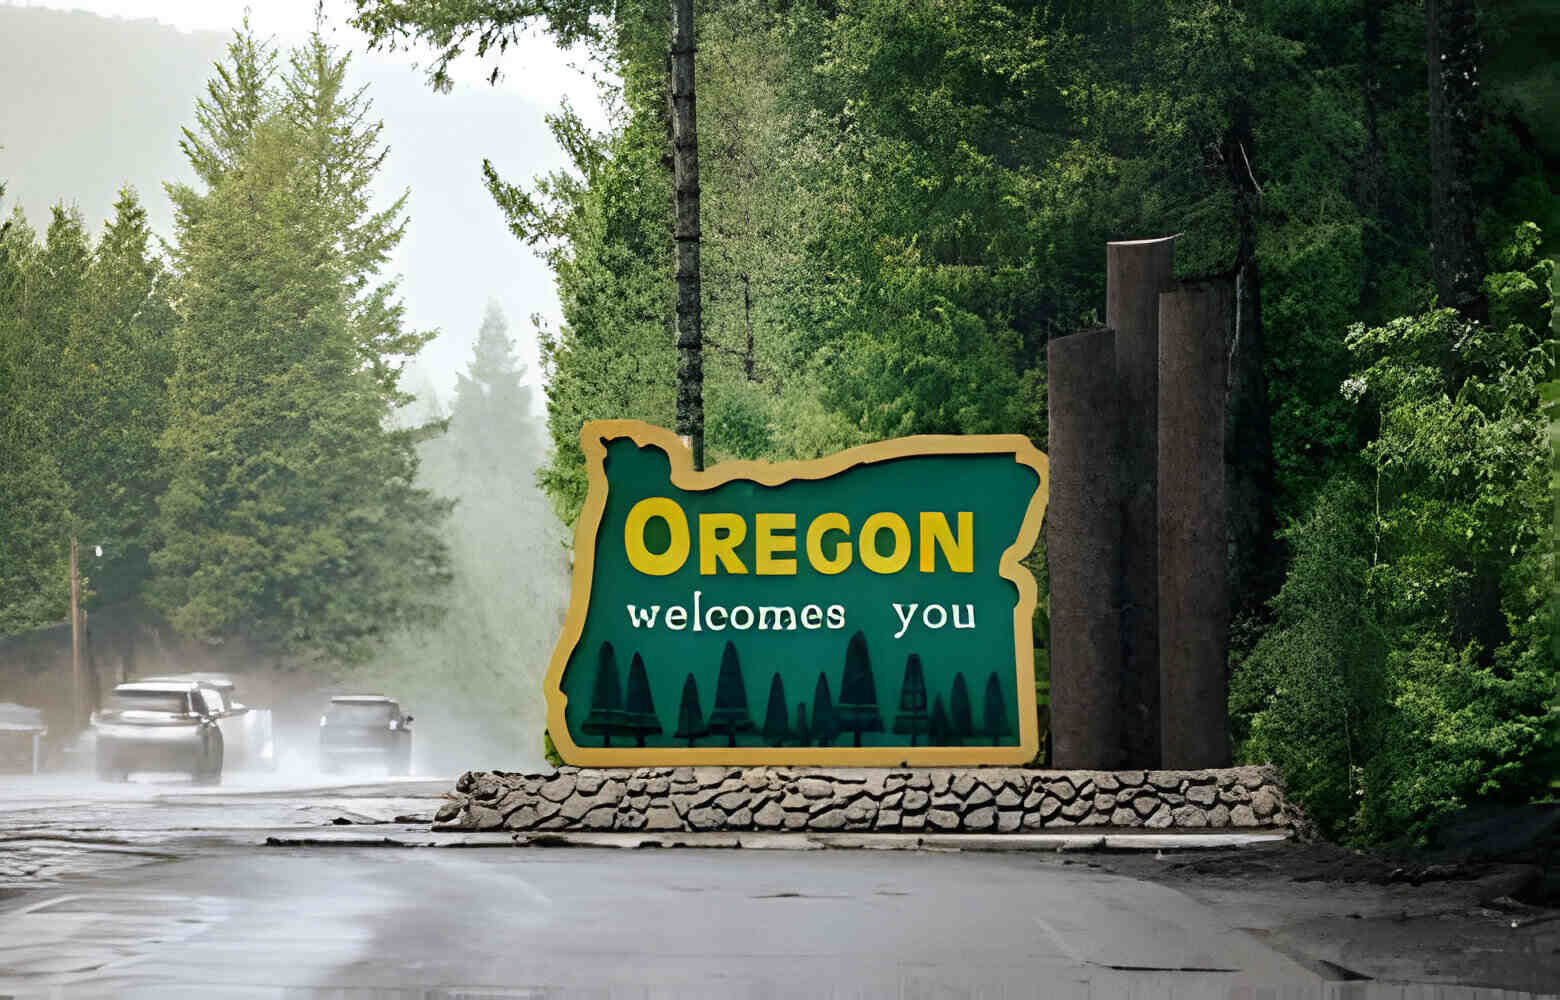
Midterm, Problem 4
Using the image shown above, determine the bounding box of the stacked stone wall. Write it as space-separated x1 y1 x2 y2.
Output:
434 765 1299 835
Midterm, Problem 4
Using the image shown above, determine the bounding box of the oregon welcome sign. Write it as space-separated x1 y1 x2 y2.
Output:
545 421 1050 765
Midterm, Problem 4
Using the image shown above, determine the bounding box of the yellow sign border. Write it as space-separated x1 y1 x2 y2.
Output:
544 420 1051 766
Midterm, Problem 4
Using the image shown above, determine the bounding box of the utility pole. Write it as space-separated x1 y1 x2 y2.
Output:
671 0 704 470
69 536 82 730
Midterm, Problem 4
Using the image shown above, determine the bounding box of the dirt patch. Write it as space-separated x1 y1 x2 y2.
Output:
1091 841 1560 993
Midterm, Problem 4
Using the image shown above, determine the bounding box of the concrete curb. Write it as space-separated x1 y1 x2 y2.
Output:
258 828 1292 851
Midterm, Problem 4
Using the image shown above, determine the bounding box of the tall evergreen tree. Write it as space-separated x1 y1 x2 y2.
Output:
151 32 450 660
836 630 884 746
448 301 543 475
761 672 789 746
929 695 952 747
948 674 974 745
674 672 708 746
982 672 1012 746
180 18 276 187
582 640 627 745
708 639 755 746
0 196 72 632
892 652 930 746
622 651 662 747
811 672 839 747
58 187 176 605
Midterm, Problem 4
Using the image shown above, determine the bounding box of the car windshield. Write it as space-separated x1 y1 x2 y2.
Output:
327 702 394 725
107 690 190 714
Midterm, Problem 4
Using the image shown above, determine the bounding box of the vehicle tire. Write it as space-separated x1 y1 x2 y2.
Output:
193 730 224 785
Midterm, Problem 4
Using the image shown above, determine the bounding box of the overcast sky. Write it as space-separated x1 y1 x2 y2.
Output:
2 0 610 410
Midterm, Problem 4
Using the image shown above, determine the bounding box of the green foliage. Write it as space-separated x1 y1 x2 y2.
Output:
0 179 177 631
1233 477 1383 835
0 191 71 632
1236 230 1557 842
151 28 450 661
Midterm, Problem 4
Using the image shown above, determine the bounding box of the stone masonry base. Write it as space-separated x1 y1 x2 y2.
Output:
433 765 1300 835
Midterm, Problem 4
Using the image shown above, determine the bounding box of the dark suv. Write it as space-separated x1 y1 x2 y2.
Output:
318 695 413 776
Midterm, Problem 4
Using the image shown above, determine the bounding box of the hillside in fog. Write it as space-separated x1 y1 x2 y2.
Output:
0 2 570 399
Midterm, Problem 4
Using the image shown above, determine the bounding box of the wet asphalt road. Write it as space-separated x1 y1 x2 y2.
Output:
0 773 1545 999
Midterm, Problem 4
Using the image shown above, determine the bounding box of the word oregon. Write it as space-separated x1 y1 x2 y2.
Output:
623 498 975 578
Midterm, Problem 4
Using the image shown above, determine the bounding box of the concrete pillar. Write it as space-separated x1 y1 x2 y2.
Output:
1107 236 1176 769
1046 327 1122 769
1157 282 1231 768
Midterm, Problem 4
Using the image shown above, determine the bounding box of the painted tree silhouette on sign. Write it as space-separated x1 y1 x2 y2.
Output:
793 702 809 747
892 653 930 746
674 673 709 746
929 695 952 746
836 630 884 746
622 652 662 747
983 672 1012 745
581 641 628 745
811 672 840 747
707 640 756 746
948 672 974 745
762 673 789 745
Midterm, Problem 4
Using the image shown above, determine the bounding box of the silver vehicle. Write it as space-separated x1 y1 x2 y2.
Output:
142 673 275 771
92 680 225 783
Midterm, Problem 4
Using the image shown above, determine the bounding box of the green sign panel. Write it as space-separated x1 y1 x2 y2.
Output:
545 421 1049 765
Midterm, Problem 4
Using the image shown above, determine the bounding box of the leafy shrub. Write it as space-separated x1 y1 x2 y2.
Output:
1236 225 1557 844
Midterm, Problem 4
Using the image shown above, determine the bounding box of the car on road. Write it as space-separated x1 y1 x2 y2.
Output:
319 695 413 776
142 673 275 771
91 680 226 783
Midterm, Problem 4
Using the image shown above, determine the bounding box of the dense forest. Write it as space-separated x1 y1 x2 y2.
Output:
1 0 1554 842
353 0 1558 843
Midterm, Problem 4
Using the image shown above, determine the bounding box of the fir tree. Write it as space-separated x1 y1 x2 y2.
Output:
180 18 276 186
708 640 756 746
811 673 839 747
581 641 627 745
929 695 952 747
793 701 810 748
948 674 974 744
761 672 789 746
892 653 930 746
621 651 662 747
674 673 708 746
982 672 1012 746
151 29 450 660
836 630 884 746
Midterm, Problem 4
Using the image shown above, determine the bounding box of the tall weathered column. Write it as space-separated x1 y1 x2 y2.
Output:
1046 328 1122 769
1107 236 1176 768
1158 282 1231 768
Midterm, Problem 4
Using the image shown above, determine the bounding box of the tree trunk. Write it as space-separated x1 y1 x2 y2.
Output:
70 536 82 731
1426 0 1485 319
1359 0 1386 318
742 273 756 382
670 0 704 468
1222 105 1280 630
